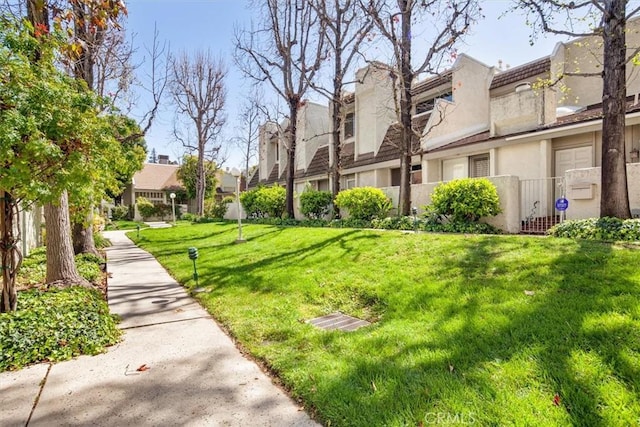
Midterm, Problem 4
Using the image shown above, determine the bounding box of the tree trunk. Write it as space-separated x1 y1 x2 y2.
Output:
286 100 299 219
600 0 631 218
44 191 89 287
72 211 99 256
330 45 343 212
398 0 413 216
0 191 21 313
196 147 206 216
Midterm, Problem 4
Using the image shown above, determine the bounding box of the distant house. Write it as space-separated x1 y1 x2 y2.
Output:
121 162 187 220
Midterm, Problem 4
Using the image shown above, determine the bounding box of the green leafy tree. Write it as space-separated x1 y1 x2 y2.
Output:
177 155 217 201
0 19 115 311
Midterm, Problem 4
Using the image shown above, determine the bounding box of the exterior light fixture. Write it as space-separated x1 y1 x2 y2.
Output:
230 168 246 243
188 247 199 287
411 206 418 232
630 148 639 162
169 192 176 225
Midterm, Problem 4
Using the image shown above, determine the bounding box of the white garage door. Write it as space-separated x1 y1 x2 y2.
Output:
555 146 593 177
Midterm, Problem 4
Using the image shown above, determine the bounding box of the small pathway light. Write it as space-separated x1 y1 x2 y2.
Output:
170 192 176 225
230 168 246 243
188 246 199 287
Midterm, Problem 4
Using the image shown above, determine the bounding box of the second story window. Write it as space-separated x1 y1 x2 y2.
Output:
344 112 355 139
415 91 453 114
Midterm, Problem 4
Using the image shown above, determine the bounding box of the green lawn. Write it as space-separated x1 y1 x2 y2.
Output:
105 220 148 231
130 223 640 426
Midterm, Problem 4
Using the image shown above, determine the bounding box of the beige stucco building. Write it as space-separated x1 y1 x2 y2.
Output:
250 21 640 233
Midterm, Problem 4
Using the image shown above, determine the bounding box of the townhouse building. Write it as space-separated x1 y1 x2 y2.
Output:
249 21 640 232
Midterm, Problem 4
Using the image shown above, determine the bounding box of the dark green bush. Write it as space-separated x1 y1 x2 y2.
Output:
429 178 501 223
136 197 155 220
181 213 198 222
329 218 373 229
0 287 121 371
421 220 501 234
205 196 234 219
153 203 172 220
110 205 130 221
371 216 417 230
334 187 392 221
548 217 640 241
300 190 333 219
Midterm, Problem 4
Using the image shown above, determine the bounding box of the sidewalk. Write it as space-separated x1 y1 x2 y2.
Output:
1 230 318 427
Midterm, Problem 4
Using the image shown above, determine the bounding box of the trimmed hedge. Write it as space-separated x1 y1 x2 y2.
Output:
548 217 640 241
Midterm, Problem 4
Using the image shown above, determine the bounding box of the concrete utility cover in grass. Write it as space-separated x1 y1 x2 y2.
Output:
308 312 370 332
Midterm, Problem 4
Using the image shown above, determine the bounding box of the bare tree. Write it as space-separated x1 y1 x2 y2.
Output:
364 0 480 216
311 0 376 203
66 7 167 255
235 0 325 218
170 50 227 216
516 0 638 219
233 90 264 190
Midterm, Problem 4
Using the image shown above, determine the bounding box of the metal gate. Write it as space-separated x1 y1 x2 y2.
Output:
520 177 566 234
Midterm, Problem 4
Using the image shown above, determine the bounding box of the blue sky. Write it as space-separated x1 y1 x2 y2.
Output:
125 0 570 169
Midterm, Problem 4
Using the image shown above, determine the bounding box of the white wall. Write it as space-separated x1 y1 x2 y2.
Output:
380 175 521 234
565 163 640 219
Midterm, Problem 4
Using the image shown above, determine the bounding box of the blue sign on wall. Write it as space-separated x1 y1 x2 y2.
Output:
555 198 569 211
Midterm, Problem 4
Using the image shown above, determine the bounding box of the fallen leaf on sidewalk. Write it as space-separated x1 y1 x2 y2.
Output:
137 364 151 372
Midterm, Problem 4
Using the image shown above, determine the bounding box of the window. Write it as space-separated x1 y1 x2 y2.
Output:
469 154 489 178
415 91 453 114
344 112 355 139
391 168 401 186
392 165 422 186
411 164 422 184
317 179 329 192
343 174 356 189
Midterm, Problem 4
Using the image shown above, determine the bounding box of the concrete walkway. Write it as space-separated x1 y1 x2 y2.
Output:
1 231 318 427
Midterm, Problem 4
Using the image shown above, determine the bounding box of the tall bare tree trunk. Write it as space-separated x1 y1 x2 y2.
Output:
196 147 206 216
44 191 88 286
286 100 299 218
601 0 631 218
398 0 413 216
0 191 21 312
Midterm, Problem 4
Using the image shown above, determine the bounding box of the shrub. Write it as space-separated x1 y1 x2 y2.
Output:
334 187 392 221
240 188 262 217
111 205 130 221
181 213 198 222
153 203 172 220
136 197 155 220
372 216 417 230
205 196 234 219
548 217 640 241
300 190 333 219
240 185 286 218
329 218 372 229
92 214 106 232
0 287 121 371
429 178 501 223
257 185 286 218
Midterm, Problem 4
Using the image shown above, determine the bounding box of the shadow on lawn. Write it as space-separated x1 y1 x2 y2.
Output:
310 239 639 426
196 229 379 294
